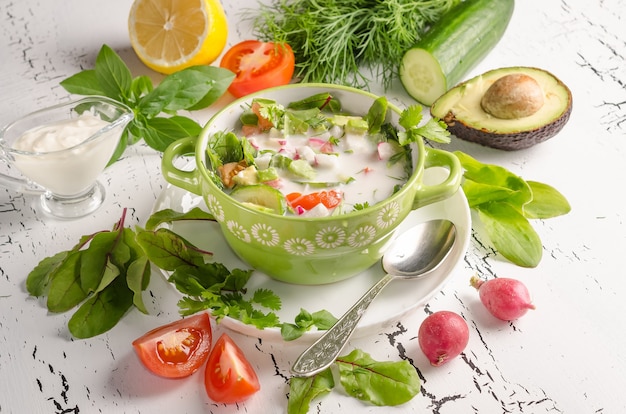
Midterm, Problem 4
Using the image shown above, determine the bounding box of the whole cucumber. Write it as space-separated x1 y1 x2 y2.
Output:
399 0 515 106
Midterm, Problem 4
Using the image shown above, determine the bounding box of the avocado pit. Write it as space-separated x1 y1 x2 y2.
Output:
430 66 573 150
481 73 544 119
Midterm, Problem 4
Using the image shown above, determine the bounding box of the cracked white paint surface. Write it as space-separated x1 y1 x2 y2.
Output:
1 0 625 413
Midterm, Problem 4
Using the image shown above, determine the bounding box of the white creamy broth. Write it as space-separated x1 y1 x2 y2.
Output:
248 129 408 212
209 95 413 217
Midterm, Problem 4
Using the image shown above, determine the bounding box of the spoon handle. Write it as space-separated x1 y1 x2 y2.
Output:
291 273 395 377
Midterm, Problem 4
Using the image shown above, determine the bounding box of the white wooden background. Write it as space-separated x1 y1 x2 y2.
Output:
1 0 625 412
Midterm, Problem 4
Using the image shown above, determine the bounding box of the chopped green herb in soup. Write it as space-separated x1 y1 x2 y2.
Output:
205 93 412 216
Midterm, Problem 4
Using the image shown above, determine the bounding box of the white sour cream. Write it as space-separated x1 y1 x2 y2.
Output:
11 113 119 196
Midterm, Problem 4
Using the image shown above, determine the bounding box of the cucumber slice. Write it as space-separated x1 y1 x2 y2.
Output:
230 184 287 215
399 0 514 106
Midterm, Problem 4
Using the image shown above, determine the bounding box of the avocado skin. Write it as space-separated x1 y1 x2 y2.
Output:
442 103 572 150
432 66 573 151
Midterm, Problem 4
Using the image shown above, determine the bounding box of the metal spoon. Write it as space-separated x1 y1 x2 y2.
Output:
290 219 457 377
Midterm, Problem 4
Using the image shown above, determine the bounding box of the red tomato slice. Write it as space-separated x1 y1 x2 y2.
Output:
220 40 295 98
204 333 260 403
132 313 212 379
287 190 342 211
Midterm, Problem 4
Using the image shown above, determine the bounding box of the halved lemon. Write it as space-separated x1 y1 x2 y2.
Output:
128 0 228 74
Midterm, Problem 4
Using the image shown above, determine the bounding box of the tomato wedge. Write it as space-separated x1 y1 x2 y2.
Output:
220 40 295 98
132 313 212 379
204 333 260 403
287 190 343 211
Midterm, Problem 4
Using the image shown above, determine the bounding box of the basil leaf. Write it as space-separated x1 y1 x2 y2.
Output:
94 44 132 102
139 65 234 115
288 369 335 414
107 128 130 166
477 202 543 268
311 309 338 330
60 69 107 96
336 349 420 406
281 323 306 341
145 207 215 231
280 307 336 340
127 256 151 314
169 65 235 111
26 251 69 296
46 251 87 313
524 180 571 219
130 75 154 102
140 116 203 152
68 276 134 339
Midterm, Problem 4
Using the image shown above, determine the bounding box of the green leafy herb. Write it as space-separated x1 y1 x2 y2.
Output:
398 104 451 145
249 0 460 89
454 151 571 267
26 208 150 339
288 349 420 413
288 369 335 414
60 44 235 164
337 349 421 406
26 206 338 339
281 309 338 341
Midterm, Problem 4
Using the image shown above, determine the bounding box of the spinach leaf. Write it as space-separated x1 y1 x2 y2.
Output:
524 180 571 219
477 202 543 268
288 369 335 414
454 150 570 267
336 349 421 406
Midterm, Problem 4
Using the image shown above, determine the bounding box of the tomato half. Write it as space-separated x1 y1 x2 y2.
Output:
220 40 295 98
204 333 260 403
132 313 212 379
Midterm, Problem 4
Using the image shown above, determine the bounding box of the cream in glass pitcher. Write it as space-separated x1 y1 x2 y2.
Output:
0 96 133 219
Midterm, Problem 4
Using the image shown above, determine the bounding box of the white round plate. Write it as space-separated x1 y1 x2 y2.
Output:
152 167 471 343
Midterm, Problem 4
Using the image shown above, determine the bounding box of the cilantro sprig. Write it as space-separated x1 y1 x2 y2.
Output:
60 44 235 164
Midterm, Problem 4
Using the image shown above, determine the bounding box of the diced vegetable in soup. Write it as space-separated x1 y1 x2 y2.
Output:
205 93 412 216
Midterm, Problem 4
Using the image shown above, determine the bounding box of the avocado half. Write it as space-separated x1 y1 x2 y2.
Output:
430 67 572 150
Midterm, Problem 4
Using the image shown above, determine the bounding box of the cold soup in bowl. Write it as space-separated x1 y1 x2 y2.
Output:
162 84 462 285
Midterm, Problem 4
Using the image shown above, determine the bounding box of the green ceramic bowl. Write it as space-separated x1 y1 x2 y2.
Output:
162 84 462 285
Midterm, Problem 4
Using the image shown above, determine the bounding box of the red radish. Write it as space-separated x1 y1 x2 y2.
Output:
418 311 469 366
470 276 535 321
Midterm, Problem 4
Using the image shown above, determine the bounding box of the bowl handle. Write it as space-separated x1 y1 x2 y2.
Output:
161 136 203 195
412 148 463 209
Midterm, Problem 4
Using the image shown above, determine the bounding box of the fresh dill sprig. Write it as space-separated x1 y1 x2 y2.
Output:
248 0 460 90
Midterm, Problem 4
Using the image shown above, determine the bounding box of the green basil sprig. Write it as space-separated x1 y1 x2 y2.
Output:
60 44 235 164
